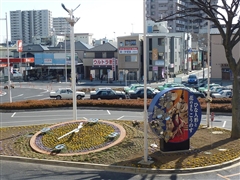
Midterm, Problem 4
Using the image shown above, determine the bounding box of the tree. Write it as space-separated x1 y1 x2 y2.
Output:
149 0 240 138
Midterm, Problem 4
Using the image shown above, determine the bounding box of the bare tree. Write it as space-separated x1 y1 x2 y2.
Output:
149 0 240 138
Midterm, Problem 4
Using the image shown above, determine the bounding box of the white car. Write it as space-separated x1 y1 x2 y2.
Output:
50 88 85 100
211 90 232 98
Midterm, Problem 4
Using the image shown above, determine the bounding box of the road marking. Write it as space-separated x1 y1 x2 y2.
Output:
83 117 87 120
117 116 124 120
24 94 44 99
12 94 23 98
222 121 226 127
11 112 16 117
216 173 230 180
107 110 111 115
224 172 240 178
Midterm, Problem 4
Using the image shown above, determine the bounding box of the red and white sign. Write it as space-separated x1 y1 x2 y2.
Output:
112 58 117 71
93 58 118 66
17 40 23 52
119 47 138 54
211 112 215 121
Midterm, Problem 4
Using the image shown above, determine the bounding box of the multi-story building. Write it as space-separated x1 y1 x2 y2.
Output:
10 10 52 44
146 0 218 34
211 28 240 82
52 17 71 35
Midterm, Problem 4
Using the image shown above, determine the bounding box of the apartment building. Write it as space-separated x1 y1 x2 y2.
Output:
10 10 52 44
146 0 218 33
52 17 71 35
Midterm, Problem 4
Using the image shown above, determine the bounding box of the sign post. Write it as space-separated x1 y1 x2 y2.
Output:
211 112 214 128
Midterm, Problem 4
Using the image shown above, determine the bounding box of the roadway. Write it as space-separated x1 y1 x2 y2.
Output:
0 109 232 130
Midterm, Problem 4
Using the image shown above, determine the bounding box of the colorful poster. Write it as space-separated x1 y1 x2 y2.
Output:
148 88 201 143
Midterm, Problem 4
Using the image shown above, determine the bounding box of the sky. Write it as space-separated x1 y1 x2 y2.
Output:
0 0 144 43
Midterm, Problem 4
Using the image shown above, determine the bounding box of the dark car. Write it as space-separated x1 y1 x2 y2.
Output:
90 88 126 100
128 87 159 99
188 74 198 84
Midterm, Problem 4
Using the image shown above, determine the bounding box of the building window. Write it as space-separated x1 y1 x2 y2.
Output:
125 55 137 62
125 40 136 46
149 38 152 51
95 52 102 58
106 52 114 58
158 38 164 46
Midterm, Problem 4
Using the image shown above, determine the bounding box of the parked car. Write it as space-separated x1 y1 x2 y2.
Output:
124 84 144 94
198 83 221 93
128 87 160 99
90 88 126 100
50 88 85 100
156 83 185 91
182 87 205 98
187 74 198 84
209 86 232 97
211 90 232 98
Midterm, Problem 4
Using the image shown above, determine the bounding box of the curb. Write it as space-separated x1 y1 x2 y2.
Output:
1 155 240 174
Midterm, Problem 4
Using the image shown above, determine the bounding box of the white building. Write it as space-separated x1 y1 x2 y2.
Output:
75 33 94 46
10 10 52 44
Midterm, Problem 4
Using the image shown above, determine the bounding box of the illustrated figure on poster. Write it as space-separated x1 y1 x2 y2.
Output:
163 90 189 143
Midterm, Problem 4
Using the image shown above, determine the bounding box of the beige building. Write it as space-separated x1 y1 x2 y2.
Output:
117 35 143 82
211 28 240 81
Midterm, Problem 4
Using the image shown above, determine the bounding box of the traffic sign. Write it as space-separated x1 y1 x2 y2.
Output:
211 112 214 121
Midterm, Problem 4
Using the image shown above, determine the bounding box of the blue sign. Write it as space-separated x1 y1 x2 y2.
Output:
148 88 202 143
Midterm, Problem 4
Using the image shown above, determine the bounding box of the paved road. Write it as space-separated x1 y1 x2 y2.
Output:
0 109 232 130
1 160 240 180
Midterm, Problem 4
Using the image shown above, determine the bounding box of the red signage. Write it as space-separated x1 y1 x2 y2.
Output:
0 58 34 63
93 58 118 66
17 40 23 52
211 112 215 121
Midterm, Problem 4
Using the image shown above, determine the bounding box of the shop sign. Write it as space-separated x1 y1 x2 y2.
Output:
119 47 138 54
44 59 52 64
93 58 118 66
152 48 158 60
155 60 164 66
153 66 158 71
148 88 202 143
17 40 23 52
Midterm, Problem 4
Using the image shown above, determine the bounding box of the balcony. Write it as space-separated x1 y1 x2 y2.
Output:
158 0 168 3
158 7 168 11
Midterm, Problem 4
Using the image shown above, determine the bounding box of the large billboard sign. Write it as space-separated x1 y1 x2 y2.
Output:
148 88 201 143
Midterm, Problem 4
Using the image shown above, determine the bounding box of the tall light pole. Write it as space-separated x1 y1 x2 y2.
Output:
62 3 80 121
64 28 68 83
165 37 169 83
0 13 12 102
206 0 211 127
143 0 149 163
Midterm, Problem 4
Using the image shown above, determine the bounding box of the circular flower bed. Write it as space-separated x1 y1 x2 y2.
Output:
30 120 126 156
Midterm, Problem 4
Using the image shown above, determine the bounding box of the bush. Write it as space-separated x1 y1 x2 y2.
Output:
0 98 232 112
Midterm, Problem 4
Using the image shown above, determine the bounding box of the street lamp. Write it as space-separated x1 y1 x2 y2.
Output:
61 3 80 121
0 13 12 103
142 0 151 164
206 0 211 127
63 27 68 83
165 37 169 83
